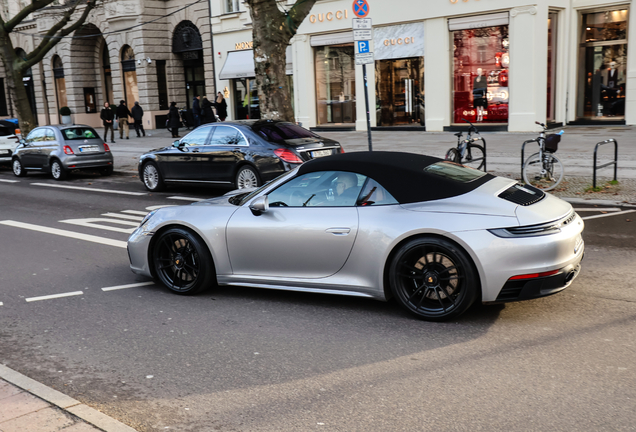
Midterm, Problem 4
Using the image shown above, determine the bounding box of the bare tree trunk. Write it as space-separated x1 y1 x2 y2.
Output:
247 0 316 122
0 36 36 133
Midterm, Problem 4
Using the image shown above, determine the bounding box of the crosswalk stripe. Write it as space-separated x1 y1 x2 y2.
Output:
101 212 145 221
0 220 127 248
581 210 635 221
121 210 150 215
573 208 621 212
168 196 205 202
32 183 146 196
0 179 19 183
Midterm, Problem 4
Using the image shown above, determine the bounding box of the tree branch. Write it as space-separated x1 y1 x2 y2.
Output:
4 0 57 33
22 0 97 69
285 0 316 36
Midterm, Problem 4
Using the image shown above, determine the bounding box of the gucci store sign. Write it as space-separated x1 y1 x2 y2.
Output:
374 22 424 60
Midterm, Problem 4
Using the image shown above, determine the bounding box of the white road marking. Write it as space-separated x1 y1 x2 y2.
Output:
0 220 127 248
26 291 84 302
582 210 636 221
573 207 621 212
168 196 205 202
0 302 3 306
101 212 145 221
122 210 151 215
59 217 139 234
32 183 146 196
0 179 19 183
102 281 155 292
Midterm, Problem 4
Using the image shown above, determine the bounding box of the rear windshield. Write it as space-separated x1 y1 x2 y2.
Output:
423 161 487 182
254 123 317 141
62 127 100 141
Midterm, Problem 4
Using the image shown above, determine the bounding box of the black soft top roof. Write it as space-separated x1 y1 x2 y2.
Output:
297 151 494 204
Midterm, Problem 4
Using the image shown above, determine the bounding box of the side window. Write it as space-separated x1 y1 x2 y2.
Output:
180 127 211 146
44 129 56 141
268 171 366 208
26 129 45 143
357 178 398 206
209 126 240 146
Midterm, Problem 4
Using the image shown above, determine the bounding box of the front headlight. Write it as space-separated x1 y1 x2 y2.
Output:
138 209 158 228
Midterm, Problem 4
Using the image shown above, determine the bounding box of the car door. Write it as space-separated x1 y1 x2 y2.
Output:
20 128 46 168
198 125 246 182
159 126 213 180
226 171 366 278
36 128 59 167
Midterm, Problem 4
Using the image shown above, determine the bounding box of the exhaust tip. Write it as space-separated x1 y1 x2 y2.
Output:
565 271 575 283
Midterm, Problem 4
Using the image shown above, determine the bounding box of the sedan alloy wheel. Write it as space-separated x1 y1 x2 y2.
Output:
12 158 26 177
235 166 260 189
142 161 165 192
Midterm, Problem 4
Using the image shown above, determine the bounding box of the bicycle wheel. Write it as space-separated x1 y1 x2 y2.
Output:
462 143 485 170
522 152 564 191
445 148 461 163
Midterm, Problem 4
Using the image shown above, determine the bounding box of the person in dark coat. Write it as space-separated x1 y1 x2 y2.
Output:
131 101 145 137
215 92 228 121
201 96 216 124
100 102 115 143
167 102 181 138
192 95 201 127
116 100 132 140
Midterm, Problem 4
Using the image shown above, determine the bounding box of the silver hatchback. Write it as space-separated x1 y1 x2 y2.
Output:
12 125 114 180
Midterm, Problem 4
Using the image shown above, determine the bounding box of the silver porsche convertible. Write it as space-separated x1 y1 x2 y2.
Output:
127 151 584 321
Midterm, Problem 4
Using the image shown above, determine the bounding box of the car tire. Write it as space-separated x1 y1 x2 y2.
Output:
151 227 216 295
235 165 260 189
12 158 26 177
100 166 114 176
51 159 67 180
389 237 478 321
142 161 165 192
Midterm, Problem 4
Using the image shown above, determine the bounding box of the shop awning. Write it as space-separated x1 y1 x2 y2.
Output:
219 47 293 80
448 12 509 31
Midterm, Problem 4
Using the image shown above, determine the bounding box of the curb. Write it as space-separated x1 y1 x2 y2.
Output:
0 364 137 432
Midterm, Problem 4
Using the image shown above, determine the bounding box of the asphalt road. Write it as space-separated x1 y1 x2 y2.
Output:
1 169 635 432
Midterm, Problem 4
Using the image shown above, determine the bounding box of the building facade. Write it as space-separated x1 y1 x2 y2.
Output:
0 0 216 130
212 0 634 131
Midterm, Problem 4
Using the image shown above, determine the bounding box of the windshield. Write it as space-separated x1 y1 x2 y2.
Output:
423 161 487 182
62 127 100 140
254 123 318 141
230 169 298 206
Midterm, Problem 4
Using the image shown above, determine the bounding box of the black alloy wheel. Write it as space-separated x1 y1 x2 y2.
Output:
151 227 215 295
12 158 26 177
389 237 478 321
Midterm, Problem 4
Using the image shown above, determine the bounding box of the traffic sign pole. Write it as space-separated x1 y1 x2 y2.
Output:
362 63 372 151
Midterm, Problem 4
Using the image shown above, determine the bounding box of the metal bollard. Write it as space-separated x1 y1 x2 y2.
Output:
592 139 618 188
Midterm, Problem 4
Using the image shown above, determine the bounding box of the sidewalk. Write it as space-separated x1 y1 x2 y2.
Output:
0 365 136 432
110 124 636 205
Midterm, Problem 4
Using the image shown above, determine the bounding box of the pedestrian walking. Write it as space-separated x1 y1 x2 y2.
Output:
192 95 201 127
116 100 132 140
100 102 115 143
131 101 145 137
201 96 216 124
167 101 181 138
215 92 228 121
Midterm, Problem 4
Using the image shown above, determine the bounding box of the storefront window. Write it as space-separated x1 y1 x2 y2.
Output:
452 26 509 124
233 79 260 120
375 58 424 126
315 45 356 125
52 55 67 112
577 9 628 120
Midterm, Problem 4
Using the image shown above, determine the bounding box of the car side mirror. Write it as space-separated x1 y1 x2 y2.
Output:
249 195 268 216
172 140 181 147
19 139 27 146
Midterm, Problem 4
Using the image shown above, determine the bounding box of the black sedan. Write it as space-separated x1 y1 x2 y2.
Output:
138 120 342 191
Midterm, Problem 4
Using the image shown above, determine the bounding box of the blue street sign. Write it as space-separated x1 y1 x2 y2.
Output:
352 0 370 18
357 40 370 54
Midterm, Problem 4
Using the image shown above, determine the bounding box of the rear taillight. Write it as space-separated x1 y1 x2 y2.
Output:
63 145 74 155
339 146 345 153
103 143 110 152
274 148 303 163
508 269 560 281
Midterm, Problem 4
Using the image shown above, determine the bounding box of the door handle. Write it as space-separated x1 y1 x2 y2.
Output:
326 228 351 236
191 148 200 153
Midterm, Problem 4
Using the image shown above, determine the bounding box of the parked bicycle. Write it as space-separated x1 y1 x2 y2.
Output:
522 122 565 191
445 119 486 171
